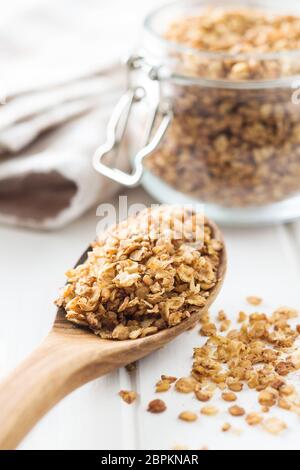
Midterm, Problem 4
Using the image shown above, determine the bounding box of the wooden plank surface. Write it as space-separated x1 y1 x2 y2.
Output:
2 0 300 452
0 205 123 450
1 188 300 449
137 224 300 450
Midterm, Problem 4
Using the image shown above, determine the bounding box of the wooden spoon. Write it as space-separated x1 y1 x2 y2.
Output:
0 219 226 450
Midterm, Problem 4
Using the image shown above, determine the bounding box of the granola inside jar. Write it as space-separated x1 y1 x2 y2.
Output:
141 0 300 224
94 0 300 225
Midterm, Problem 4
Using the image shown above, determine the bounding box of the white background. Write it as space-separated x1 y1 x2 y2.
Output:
1 186 300 450
1 0 300 451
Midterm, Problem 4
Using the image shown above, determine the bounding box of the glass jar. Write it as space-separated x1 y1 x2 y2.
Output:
94 0 300 226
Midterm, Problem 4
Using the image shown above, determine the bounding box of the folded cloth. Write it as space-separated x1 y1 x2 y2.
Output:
0 105 125 229
0 0 159 230
0 71 123 153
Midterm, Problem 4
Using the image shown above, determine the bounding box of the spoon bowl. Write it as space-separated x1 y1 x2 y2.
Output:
0 218 226 450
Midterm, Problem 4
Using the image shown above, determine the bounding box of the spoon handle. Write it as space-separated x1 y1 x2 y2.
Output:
0 333 114 450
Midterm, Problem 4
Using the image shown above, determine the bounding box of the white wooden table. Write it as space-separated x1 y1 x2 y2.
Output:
1 186 300 450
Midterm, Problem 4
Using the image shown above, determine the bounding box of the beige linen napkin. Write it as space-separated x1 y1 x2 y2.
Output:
0 0 159 229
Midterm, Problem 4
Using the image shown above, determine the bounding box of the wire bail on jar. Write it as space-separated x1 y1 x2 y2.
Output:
93 55 173 187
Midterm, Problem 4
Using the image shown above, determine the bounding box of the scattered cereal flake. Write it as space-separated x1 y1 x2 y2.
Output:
201 406 219 416
271 379 285 391
263 418 287 435
220 320 231 332
246 413 263 426
280 385 295 397
156 380 171 393
228 382 243 393
247 296 262 306
258 390 277 407
238 312 247 323
275 361 295 376
218 382 227 390
168 298 300 429
147 399 166 413
161 375 177 384
119 390 137 404
222 392 237 402
205 383 217 392
217 310 227 321
200 323 217 337
178 411 198 422
272 307 298 321
229 406 245 417
222 423 231 432
199 312 210 325
195 389 213 402
175 377 197 393
278 399 292 411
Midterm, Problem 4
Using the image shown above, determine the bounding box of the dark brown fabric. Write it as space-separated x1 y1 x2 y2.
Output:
0 171 77 220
